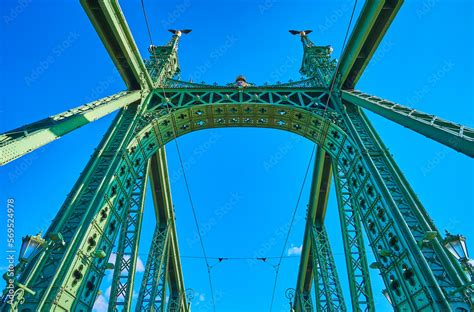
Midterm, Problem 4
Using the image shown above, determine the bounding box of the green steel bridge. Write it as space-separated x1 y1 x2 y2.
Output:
0 0 473 311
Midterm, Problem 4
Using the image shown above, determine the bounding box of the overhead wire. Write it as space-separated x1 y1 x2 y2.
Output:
139 1 216 311
323 0 359 116
268 146 316 312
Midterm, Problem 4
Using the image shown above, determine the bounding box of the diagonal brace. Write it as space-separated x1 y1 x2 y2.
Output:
337 0 404 89
0 90 141 166
342 89 474 157
81 0 154 90
295 147 332 311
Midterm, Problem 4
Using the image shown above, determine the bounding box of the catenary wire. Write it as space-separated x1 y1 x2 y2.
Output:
139 1 216 310
268 145 316 312
323 0 359 116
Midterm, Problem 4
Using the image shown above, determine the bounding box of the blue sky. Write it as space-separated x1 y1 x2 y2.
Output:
0 0 473 311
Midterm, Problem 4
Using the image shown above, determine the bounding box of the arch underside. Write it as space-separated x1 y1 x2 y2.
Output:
114 92 460 310
17 89 468 311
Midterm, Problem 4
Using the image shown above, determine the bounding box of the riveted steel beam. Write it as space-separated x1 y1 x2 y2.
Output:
109 160 150 311
295 147 332 312
311 224 347 311
81 0 154 90
342 90 474 157
147 148 188 311
0 90 141 166
338 0 404 89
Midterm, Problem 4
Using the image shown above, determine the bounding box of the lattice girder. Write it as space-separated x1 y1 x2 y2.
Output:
4 85 471 311
333 160 375 311
311 224 347 311
109 159 150 311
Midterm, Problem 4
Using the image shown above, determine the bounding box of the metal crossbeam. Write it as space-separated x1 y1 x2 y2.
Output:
342 90 474 157
0 90 141 166
147 148 188 311
333 160 374 311
340 103 471 309
109 160 150 311
136 226 170 311
337 0 404 89
13 103 145 310
311 224 347 311
81 0 154 90
295 148 332 312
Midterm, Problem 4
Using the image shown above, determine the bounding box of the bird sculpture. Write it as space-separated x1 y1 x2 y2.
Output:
289 30 313 36
168 29 192 36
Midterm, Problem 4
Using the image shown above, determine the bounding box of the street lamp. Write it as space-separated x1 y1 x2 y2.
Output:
382 289 392 305
285 288 296 312
443 232 469 261
19 233 46 264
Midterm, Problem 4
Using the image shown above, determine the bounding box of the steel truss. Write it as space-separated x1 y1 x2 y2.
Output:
1 1 473 311
311 224 346 311
333 160 374 311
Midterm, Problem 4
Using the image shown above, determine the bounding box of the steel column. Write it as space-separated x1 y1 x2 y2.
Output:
340 102 471 310
333 160 375 311
295 148 332 312
311 224 347 311
136 226 170 311
109 160 150 311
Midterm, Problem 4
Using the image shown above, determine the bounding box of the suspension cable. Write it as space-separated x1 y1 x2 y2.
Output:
269 146 316 312
323 0 359 116
139 1 217 311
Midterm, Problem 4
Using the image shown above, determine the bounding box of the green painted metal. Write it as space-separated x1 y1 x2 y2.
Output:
332 160 375 311
149 149 188 311
342 90 474 157
339 102 472 310
295 148 332 312
0 90 141 166
298 34 337 86
136 226 169 311
1 1 473 311
337 0 404 89
80 0 154 90
311 224 346 311
109 160 150 311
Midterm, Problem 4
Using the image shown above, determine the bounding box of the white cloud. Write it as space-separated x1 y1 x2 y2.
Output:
105 286 112 298
108 253 145 273
93 294 109 312
287 244 303 256
199 294 205 302
136 256 145 273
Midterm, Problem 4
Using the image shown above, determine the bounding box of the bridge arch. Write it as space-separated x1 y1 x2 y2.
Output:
69 99 429 310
